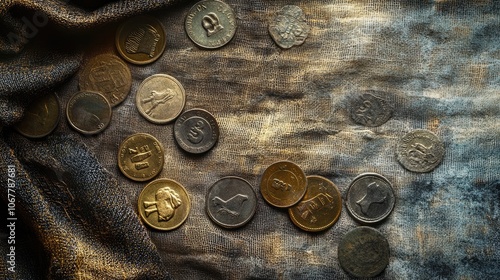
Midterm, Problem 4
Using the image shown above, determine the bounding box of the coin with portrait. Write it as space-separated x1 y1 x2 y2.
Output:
118 133 164 182
260 161 307 208
396 129 445 173
14 92 60 138
66 91 111 135
174 108 219 154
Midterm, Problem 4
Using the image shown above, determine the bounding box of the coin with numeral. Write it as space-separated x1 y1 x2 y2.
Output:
260 161 307 208
118 133 164 182
174 108 219 154
396 129 445 173
14 92 60 138
66 91 111 135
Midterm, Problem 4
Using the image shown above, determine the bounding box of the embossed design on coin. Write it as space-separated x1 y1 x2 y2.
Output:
118 133 164 182
66 91 111 135
350 92 392 127
269 5 310 49
14 92 60 138
260 161 307 208
144 187 182 221
174 109 219 154
396 129 445 172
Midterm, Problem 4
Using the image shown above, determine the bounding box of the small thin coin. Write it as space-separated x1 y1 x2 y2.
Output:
338 227 390 278
350 92 392 127
346 173 395 224
174 108 219 154
136 74 186 124
260 161 307 208
118 133 164 182
206 176 257 229
288 175 342 232
14 92 60 138
138 178 191 231
66 91 111 135
185 0 237 49
269 5 310 49
115 15 166 65
79 54 132 107
396 129 445 173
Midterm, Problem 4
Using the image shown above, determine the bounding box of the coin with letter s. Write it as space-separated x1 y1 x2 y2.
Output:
174 108 219 154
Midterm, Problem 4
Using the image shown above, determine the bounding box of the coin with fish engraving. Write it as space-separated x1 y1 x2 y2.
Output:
136 74 186 124
66 91 111 135
174 108 219 154
338 226 390 278
269 5 310 49
288 175 342 232
396 129 445 173
260 161 307 208
346 173 395 224
118 133 164 182
206 176 257 229
14 92 60 138
138 178 191 231
350 92 392 127
185 0 237 49
115 15 166 65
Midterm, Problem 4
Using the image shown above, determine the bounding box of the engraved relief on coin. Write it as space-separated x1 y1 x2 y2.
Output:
66 91 111 135
260 161 307 208
14 92 60 138
174 108 219 154
350 92 392 127
136 74 186 124
79 54 132 107
269 5 310 49
396 129 445 173
185 0 237 49
118 133 164 182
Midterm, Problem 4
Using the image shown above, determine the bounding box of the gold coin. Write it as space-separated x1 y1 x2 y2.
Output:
289 175 342 232
260 161 307 208
118 133 164 182
14 92 60 138
138 178 191 231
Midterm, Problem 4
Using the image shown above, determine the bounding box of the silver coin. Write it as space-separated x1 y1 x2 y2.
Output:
174 108 219 154
396 129 445 173
66 91 111 135
350 92 392 127
269 5 310 49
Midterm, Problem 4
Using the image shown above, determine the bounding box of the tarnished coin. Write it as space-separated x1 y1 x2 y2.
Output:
185 0 237 49
79 54 132 107
396 129 445 173
14 92 60 138
138 178 191 231
206 176 257 229
288 175 342 232
136 74 186 124
350 92 392 127
118 133 164 182
115 15 166 65
260 161 307 208
174 108 219 154
66 91 111 135
269 5 310 49
346 173 395 224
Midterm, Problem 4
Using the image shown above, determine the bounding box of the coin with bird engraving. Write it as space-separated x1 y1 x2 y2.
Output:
260 161 307 208
14 92 60 138
118 133 164 182
66 91 111 135
174 108 219 154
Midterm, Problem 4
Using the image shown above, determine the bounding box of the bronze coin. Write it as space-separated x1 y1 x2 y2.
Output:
269 5 310 49
260 161 307 208
173 108 219 154
14 92 60 138
66 91 111 135
118 133 164 182
396 129 445 173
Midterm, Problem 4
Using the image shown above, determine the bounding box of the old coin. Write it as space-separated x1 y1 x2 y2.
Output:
396 129 445 173
185 0 237 49
136 74 186 124
79 54 132 107
14 92 60 138
174 108 219 154
138 178 191 231
288 175 342 232
118 133 164 182
260 161 307 208
269 5 310 49
66 91 111 135
350 92 392 127
338 226 390 278
206 176 257 229
346 173 395 224
115 15 166 65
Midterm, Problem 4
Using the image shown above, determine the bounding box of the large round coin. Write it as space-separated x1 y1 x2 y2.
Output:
66 91 111 135
260 161 307 208
14 92 60 138
138 178 191 231
174 108 219 154
338 226 390 278
115 15 166 65
349 92 392 127
185 0 237 49
206 176 257 229
269 5 310 49
136 74 186 124
118 133 164 182
396 129 445 173
346 173 395 224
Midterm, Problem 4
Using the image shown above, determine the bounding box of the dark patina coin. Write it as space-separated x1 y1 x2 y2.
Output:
66 91 111 135
269 5 310 49
338 226 390 278
346 173 395 224
206 176 257 229
174 108 219 154
396 129 445 173
14 92 60 138
260 161 307 208
350 92 392 127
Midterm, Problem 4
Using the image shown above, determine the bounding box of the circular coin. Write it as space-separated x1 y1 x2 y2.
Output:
174 108 219 154
260 161 307 208
185 0 237 49
350 92 392 127
269 5 310 49
346 173 395 224
288 175 342 232
79 54 132 107
66 91 111 135
115 15 166 65
14 92 60 138
396 129 445 173
138 178 191 231
206 176 257 229
118 133 164 182
338 226 390 278
136 74 186 124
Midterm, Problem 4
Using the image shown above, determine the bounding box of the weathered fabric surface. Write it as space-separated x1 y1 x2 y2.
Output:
1 0 499 279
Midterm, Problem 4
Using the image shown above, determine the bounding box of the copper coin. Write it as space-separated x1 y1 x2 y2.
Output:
66 91 111 135
396 129 445 173
118 133 164 182
173 108 219 154
350 92 392 127
269 5 310 49
260 161 307 208
14 92 60 138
